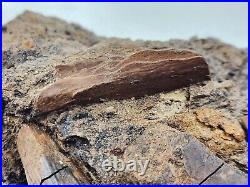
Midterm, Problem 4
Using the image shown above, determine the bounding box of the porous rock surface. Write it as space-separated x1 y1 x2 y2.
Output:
2 11 248 184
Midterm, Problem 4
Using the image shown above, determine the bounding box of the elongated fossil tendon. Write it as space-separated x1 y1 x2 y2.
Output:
35 49 210 113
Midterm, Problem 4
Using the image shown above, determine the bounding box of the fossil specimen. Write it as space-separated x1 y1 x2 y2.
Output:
35 49 210 113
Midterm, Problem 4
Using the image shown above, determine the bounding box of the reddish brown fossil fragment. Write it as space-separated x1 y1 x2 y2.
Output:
35 49 210 113
17 125 90 184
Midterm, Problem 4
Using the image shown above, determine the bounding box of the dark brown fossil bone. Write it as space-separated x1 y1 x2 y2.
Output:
35 49 210 113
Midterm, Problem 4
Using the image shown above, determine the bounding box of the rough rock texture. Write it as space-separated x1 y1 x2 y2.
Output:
122 124 247 184
2 11 248 184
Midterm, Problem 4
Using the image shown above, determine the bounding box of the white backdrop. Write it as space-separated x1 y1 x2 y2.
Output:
2 2 248 48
